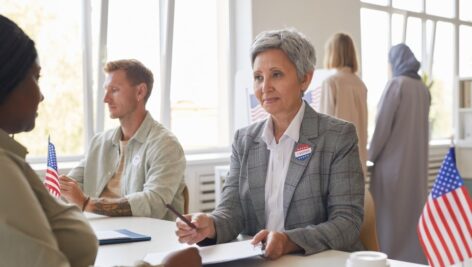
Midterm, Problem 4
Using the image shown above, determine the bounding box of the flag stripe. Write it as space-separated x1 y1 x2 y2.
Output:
46 170 60 185
420 210 444 267
45 179 61 193
418 215 440 267
455 189 472 250
427 201 450 266
443 193 472 257
430 199 455 264
435 197 464 262
463 188 472 212
45 176 60 191
453 189 472 238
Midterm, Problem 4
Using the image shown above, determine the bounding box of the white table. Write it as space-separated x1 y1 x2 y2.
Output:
88 215 427 267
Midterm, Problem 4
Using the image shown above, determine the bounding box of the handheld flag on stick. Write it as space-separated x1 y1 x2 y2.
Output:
417 147 472 267
44 137 61 198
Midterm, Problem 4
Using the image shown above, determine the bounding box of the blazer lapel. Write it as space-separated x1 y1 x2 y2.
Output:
247 134 269 227
283 103 320 219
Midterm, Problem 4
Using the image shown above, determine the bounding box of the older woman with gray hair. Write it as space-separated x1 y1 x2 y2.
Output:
175 28 364 260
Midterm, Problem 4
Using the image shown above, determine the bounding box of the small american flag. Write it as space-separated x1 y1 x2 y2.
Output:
302 87 321 111
417 147 472 267
44 138 61 198
249 94 268 123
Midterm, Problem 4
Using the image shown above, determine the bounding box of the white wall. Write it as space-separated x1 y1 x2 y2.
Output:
251 0 361 69
232 0 362 131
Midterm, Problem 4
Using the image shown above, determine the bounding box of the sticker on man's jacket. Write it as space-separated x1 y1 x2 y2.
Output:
132 155 141 166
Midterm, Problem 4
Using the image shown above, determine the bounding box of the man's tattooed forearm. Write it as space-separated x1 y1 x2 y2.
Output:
91 198 132 216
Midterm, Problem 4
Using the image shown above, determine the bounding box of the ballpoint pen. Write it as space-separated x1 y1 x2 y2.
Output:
165 203 197 229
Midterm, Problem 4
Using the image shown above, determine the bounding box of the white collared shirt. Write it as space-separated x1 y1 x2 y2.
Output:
261 101 306 231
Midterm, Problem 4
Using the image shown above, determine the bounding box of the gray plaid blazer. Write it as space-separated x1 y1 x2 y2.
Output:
210 103 365 255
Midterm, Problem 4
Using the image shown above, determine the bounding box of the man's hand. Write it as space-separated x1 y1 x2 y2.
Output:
59 175 86 207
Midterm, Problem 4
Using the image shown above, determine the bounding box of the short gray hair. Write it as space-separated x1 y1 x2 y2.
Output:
251 28 316 81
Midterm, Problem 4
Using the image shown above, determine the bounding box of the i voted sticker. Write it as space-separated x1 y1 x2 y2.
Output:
132 155 141 166
294 144 312 160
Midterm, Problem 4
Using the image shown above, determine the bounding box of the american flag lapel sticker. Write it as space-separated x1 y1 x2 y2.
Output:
294 143 312 161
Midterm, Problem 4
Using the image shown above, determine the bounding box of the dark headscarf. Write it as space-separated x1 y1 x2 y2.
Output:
388 43 421 80
0 15 38 104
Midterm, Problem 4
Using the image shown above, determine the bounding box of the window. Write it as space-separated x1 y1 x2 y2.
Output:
360 8 389 135
104 0 161 131
460 25 472 77
361 0 389 6
170 0 230 151
430 22 454 139
393 0 422 12
2 0 231 163
1 0 85 159
361 0 472 141
460 0 472 22
426 0 454 18
405 17 422 62
391 13 405 45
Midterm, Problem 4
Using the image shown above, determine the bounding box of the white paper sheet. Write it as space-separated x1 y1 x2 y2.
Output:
143 240 263 265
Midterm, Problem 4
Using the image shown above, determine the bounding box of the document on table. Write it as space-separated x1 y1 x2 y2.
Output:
143 240 263 264
95 229 151 245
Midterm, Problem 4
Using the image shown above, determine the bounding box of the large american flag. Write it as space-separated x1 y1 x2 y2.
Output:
44 138 61 198
249 94 268 123
417 147 472 267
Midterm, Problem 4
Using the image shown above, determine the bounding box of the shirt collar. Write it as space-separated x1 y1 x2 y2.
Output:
112 111 155 145
261 101 306 146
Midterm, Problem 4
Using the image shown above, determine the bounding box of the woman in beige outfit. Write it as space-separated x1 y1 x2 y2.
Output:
0 14 201 267
319 33 368 176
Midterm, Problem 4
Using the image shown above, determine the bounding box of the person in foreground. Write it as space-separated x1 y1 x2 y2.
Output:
0 14 200 267
175 28 365 260
0 14 98 267
59 59 186 220
319 32 368 176
369 43 430 264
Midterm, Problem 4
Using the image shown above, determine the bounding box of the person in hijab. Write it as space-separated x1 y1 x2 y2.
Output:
0 14 201 267
369 43 430 264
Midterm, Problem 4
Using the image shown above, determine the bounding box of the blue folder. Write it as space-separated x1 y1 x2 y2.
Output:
98 229 151 245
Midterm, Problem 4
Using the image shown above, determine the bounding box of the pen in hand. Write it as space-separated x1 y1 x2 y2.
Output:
166 203 197 229
253 240 266 251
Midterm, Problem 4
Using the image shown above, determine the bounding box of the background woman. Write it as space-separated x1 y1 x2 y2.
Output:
319 32 368 176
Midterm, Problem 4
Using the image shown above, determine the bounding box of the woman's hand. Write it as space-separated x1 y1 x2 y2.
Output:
251 229 301 260
175 213 216 244
162 247 201 267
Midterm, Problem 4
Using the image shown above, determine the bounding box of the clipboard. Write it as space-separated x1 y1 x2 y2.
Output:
96 229 151 245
